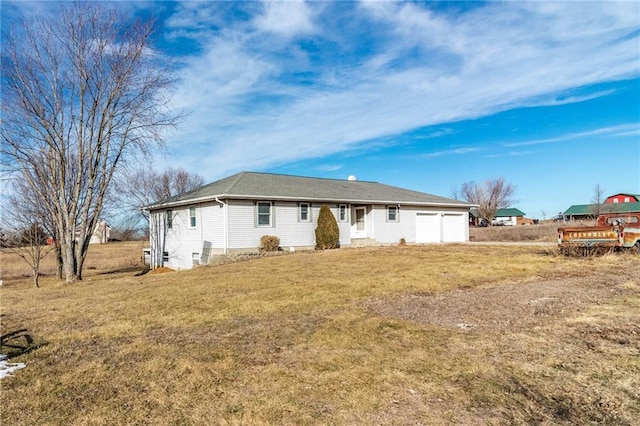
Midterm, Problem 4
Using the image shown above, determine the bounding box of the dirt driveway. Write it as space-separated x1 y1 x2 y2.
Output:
364 269 639 333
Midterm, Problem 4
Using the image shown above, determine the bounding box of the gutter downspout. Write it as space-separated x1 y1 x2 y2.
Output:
214 197 228 254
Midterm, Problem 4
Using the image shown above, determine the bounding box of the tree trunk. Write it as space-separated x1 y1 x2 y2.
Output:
33 245 41 288
32 269 40 288
55 245 63 279
62 238 79 283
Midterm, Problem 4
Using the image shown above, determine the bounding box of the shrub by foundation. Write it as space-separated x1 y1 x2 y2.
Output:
259 235 280 252
315 204 340 249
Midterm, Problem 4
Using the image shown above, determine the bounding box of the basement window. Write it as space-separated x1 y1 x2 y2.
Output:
192 253 200 266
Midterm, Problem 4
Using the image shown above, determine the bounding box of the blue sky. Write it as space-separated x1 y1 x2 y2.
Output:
3 1 639 218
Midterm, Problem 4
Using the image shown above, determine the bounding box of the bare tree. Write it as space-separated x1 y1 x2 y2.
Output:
1 3 181 283
110 167 204 229
590 183 606 217
0 184 53 288
450 185 460 200
461 178 516 225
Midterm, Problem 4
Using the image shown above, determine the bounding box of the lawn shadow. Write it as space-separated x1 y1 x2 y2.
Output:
1 329 47 358
95 266 149 276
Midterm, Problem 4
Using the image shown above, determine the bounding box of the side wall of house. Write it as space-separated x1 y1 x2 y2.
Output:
153 202 224 270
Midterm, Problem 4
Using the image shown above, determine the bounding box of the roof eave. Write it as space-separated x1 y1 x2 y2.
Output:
146 194 475 210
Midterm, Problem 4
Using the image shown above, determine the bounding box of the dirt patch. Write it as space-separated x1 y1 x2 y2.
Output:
364 272 638 332
148 266 175 274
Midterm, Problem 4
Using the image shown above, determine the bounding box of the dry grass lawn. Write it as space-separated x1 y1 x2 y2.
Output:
0 241 147 279
1 243 639 425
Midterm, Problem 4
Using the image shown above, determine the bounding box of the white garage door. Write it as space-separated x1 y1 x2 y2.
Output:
442 213 466 242
416 213 441 243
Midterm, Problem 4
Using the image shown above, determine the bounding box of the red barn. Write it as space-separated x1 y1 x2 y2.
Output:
605 193 640 204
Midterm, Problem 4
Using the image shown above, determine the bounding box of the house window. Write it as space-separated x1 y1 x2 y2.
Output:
387 206 399 222
162 251 169 263
299 203 311 222
192 252 200 266
613 199 619 203
189 206 196 227
167 209 173 229
257 202 272 227
338 204 348 222
624 197 630 203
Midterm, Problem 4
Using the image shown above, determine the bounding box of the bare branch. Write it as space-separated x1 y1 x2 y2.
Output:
462 178 517 225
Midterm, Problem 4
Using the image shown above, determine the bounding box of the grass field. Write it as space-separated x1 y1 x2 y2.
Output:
1 243 639 425
0 241 147 279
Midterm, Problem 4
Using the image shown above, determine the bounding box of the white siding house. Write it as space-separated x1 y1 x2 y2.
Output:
146 172 474 270
89 220 110 244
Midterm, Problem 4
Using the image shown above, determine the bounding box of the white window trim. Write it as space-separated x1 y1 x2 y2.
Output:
338 204 348 222
189 206 197 228
256 201 273 227
299 202 311 222
387 205 399 223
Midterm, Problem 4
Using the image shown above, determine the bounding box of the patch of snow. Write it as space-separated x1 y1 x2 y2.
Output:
529 297 558 305
0 354 26 379
456 323 475 330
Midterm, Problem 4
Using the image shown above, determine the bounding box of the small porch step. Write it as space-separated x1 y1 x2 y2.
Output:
350 238 378 247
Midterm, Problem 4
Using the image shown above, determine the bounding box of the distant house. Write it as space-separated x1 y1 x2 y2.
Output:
469 209 484 227
145 172 475 270
469 207 531 226
563 201 640 220
605 193 640 204
90 220 110 244
493 208 527 226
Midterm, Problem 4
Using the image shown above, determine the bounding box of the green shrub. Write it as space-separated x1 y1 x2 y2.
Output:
259 235 280 252
315 204 340 249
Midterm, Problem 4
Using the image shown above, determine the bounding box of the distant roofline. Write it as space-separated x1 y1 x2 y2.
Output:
605 193 640 199
563 201 640 215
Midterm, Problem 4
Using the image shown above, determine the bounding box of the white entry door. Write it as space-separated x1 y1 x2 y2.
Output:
351 207 367 238
416 213 441 243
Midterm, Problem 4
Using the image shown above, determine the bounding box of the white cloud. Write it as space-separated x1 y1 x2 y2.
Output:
422 147 481 158
253 0 317 38
161 1 640 179
504 124 640 147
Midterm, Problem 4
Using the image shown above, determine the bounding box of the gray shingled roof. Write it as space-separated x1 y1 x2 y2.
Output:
147 172 472 210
